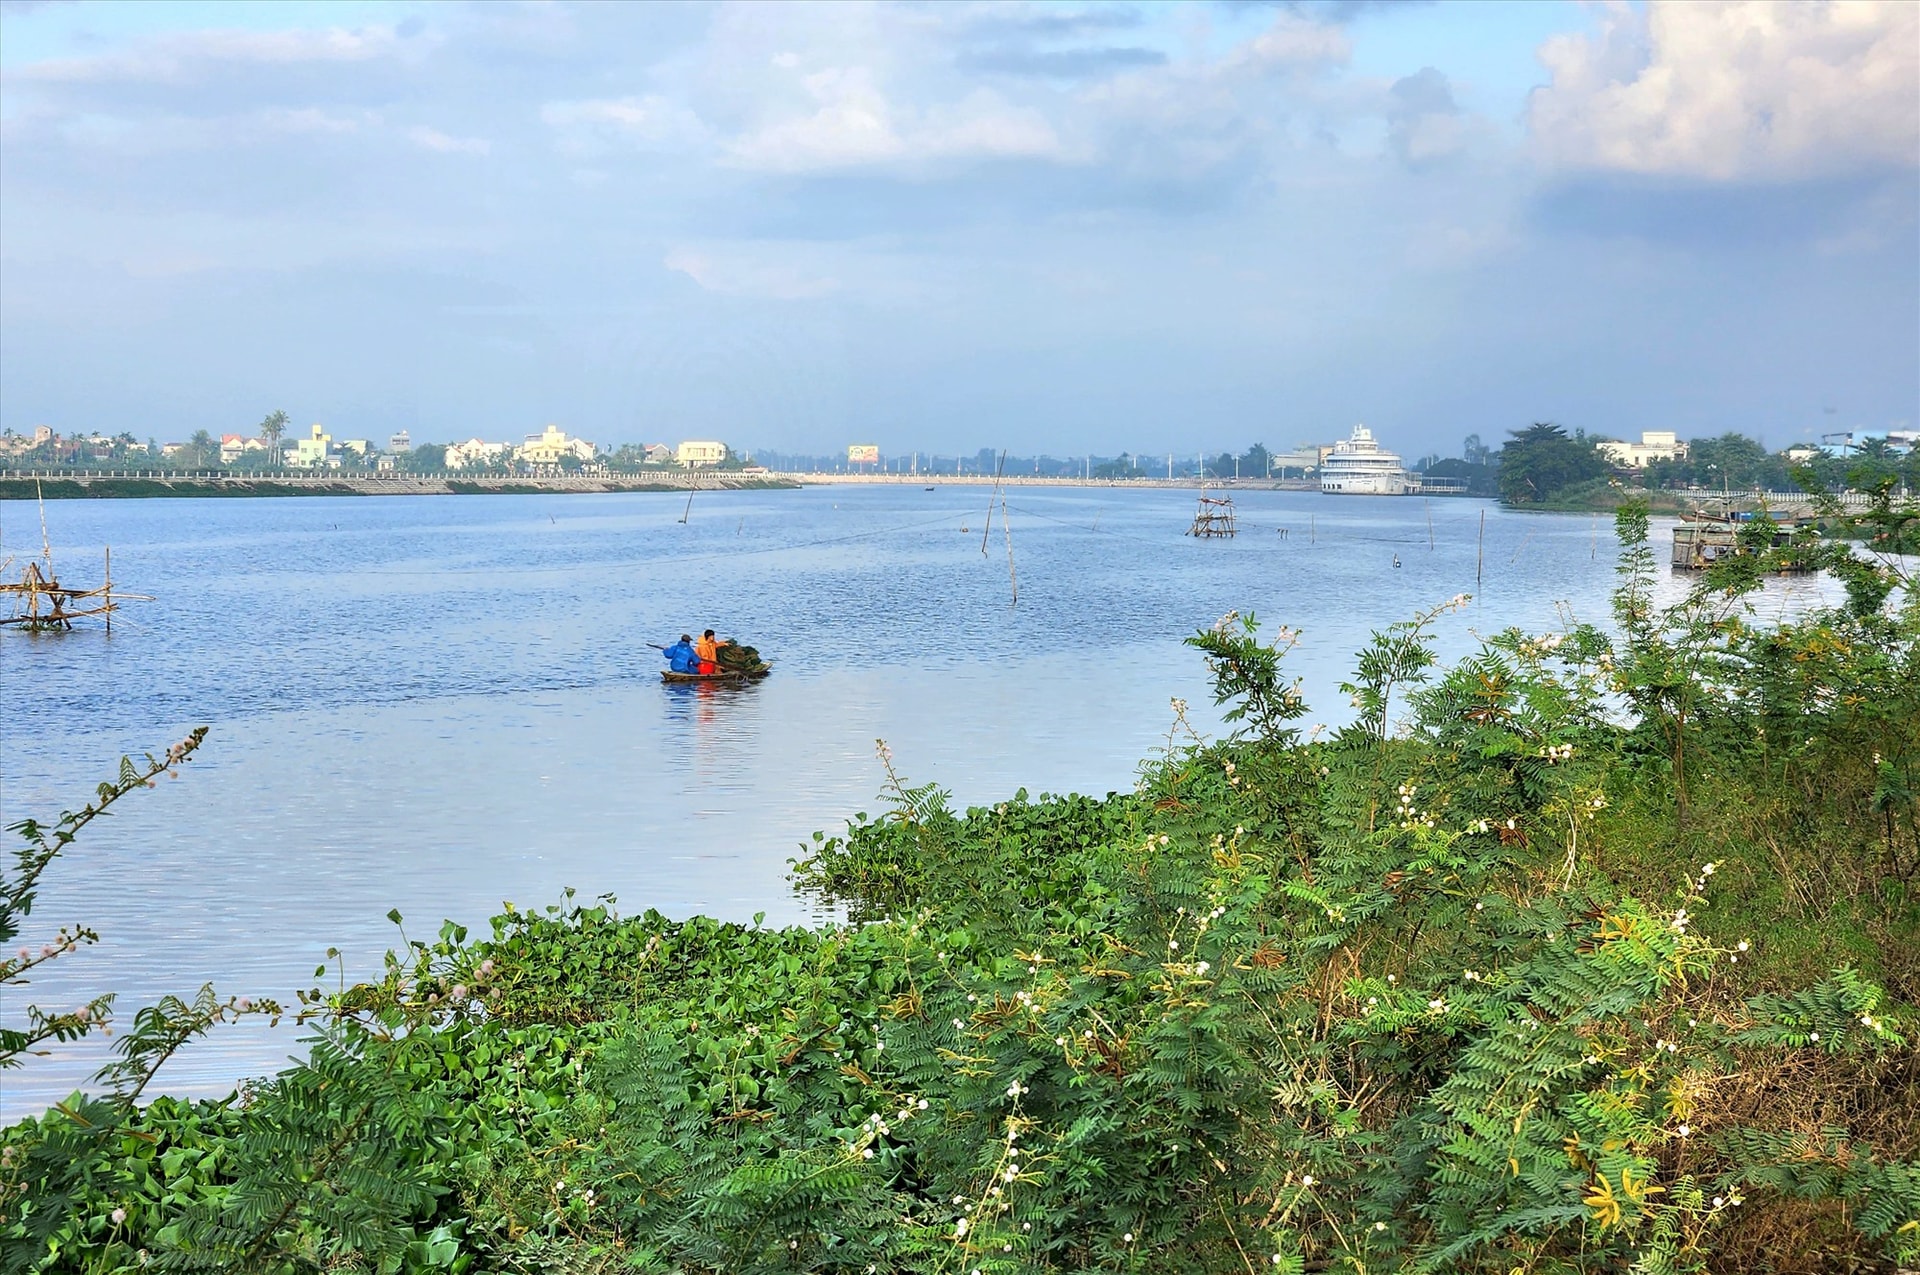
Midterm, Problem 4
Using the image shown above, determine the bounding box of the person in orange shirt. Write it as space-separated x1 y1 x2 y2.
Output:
694 629 729 675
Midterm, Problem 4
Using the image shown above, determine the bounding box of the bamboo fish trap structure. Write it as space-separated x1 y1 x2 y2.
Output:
1186 490 1237 538
1 490 149 631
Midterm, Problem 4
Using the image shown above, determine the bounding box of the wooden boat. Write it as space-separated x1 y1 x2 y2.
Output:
1671 503 1816 573
662 663 772 684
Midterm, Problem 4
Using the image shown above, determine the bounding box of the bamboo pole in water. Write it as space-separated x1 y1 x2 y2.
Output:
1476 510 1485 590
1002 491 1017 606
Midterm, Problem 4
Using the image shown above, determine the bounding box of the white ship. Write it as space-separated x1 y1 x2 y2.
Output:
1319 425 1410 495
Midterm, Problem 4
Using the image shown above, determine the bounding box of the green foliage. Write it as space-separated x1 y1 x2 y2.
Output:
1499 422 1608 504
7 502 1920 1272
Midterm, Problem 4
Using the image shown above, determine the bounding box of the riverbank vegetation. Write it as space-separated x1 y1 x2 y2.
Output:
1496 424 1918 512
4 501 1916 1272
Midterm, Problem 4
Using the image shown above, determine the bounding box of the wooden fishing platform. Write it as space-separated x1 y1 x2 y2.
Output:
2 491 149 630
1671 504 1817 573
1187 491 1237 538
1 551 148 630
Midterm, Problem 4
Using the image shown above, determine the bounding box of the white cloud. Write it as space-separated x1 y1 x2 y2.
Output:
723 67 907 171
1529 0 1920 182
1235 14 1353 72
540 95 711 151
723 69 1065 173
13 25 411 85
406 126 489 157
663 244 840 300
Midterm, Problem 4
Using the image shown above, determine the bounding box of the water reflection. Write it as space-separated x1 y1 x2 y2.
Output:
0 486 1856 1114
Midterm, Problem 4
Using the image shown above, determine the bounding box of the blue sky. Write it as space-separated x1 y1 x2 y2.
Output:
1 0 1914 457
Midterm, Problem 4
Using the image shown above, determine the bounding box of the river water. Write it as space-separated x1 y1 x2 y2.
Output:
0 484 1834 1114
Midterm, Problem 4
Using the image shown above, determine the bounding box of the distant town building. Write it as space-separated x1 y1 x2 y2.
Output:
1598 431 1685 469
517 424 598 467
389 429 412 453
1267 445 1326 477
642 443 674 465
1815 429 1917 457
219 434 267 465
445 438 511 469
339 439 372 459
289 424 337 469
676 440 728 467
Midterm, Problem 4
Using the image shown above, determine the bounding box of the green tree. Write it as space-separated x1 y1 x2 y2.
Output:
181 430 222 470
1497 422 1605 504
403 443 447 473
258 410 289 469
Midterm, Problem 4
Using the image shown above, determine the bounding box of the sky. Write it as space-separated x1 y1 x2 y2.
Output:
1 0 1915 458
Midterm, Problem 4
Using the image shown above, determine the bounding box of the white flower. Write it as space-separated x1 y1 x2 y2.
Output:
1301 1175 1316 1186
1677 1124 1691 1137
1124 1232 1134 1242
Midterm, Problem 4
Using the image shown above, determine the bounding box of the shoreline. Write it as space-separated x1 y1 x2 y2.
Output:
0 469 1483 500
0 473 802 500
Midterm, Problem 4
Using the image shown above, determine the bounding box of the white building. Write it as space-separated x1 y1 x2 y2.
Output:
676 440 728 467
1598 430 1685 469
219 434 266 465
445 438 512 469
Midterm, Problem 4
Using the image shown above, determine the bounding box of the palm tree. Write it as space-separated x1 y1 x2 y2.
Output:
259 410 289 469
187 429 219 470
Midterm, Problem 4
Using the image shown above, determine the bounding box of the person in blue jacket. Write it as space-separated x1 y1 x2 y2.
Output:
662 634 698 673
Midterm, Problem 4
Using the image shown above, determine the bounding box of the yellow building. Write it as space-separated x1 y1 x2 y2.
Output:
1598 431 1686 469
290 424 335 469
676 440 728 467
517 424 598 466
